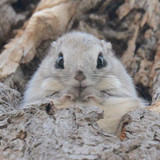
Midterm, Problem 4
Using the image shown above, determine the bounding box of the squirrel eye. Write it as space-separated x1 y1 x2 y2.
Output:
55 52 64 69
97 52 107 69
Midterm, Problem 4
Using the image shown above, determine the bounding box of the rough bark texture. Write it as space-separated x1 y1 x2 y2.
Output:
0 83 160 160
0 83 21 114
0 0 160 159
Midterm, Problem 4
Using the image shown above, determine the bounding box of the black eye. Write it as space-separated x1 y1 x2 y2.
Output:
97 52 107 69
55 52 64 69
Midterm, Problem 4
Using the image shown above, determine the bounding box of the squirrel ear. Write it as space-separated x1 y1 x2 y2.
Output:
51 41 57 47
101 40 112 49
101 40 113 55
48 41 57 56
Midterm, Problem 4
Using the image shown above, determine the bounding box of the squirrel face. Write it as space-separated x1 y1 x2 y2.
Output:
36 32 136 104
23 32 143 134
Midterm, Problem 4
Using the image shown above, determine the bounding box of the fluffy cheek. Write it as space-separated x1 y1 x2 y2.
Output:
41 78 64 92
97 75 122 90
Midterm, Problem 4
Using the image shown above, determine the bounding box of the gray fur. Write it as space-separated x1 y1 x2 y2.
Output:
22 32 145 134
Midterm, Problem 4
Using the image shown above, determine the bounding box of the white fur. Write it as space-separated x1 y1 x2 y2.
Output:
22 31 145 134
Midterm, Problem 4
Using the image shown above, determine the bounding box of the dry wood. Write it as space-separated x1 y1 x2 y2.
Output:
0 83 160 159
0 0 77 79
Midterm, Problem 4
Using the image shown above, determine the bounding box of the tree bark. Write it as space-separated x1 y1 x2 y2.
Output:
0 83 160 159
0 0 160 159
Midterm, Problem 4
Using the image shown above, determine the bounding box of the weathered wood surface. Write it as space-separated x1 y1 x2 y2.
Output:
0 0 160 159
0 83 160 160
0 0 39 49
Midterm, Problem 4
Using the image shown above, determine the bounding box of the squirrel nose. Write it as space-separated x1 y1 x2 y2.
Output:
74 70 86 82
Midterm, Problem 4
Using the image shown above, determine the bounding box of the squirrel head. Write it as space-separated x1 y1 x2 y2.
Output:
32 31 136 104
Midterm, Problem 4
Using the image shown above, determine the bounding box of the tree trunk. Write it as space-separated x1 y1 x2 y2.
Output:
0 0 160 159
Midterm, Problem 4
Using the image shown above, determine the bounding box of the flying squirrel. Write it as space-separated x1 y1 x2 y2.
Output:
22 31 145 134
